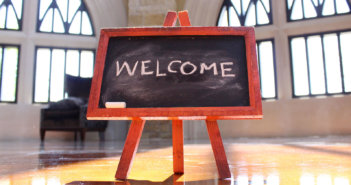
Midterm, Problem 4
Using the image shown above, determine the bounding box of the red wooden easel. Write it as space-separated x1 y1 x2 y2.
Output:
115 11 231 180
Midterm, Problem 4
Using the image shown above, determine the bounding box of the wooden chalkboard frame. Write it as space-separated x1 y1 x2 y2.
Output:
87 26 262 120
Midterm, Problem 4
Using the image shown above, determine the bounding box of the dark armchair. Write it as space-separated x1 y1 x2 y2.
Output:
40 75 108 142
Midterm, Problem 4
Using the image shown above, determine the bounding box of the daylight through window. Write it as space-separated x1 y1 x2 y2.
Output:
217 0 272 26
290 30 351 97
34 47 95 103
37 0 94 35
0 0 23 30
0 44 19 102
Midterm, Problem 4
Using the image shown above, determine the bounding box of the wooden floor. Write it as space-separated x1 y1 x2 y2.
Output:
0 137 351 185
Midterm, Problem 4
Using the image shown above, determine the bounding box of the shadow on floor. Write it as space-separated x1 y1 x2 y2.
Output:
66 174 232 185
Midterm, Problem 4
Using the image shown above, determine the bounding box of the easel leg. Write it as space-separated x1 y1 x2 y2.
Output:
206 120 231 179
172 120 184 174
115 120 146 180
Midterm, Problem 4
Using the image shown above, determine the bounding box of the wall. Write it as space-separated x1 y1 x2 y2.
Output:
0 0 128 141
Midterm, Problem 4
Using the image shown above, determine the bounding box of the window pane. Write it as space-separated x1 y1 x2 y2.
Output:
245 4 256 26
340 32 351 92
291 37 309 96
12 0 23 19
322 0 335 16
1 47 18 102
258 41 276 98
53 9 65 33
66 50 79 76
323 34 343 94
291 0 303 20
80 51 94 78
35 49 51 103
306 36 326 95
336 0 351 13
6 6 19 29
217 6 229 26
81 11 93 35
40 8 53 32
228 6 241 26
0 6 6 28
68 11 81 34
257 1 270 25
50 49 65 102
0 0 23 30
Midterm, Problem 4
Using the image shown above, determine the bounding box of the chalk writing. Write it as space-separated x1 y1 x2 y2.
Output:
116 60 235 77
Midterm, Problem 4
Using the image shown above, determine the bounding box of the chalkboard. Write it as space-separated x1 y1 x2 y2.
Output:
99 35 249 108
87 27 262 120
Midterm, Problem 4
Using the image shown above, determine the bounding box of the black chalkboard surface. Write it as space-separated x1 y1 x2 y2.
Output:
99 35 249 108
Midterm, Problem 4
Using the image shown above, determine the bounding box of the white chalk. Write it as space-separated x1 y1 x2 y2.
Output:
105 102 126 108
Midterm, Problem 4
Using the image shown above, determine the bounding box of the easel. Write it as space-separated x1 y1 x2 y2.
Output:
115 11 231 180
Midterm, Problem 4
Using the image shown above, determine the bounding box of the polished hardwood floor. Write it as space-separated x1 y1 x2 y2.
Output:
0 136 351 185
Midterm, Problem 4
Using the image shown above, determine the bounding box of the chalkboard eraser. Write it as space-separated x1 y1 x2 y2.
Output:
105 102 126 108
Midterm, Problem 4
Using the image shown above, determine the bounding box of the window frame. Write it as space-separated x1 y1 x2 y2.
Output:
0 43 20 103
0 0 24 31
32 45 95 104
35 0 95 36
286 0 351 22
256 38 278 100
289 29 351 98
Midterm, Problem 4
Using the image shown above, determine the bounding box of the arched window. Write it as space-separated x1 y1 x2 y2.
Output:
0 0 23 30
37 0 94 35
217 0 272 27
287 0 351 21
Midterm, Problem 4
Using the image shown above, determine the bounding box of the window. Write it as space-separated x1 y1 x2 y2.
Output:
256 40 277 99
217 0 272 27
0 0 23 30
33 47 95 103
287 0 351 21
0 44 20 103
290 30 351 97
37 0 94 35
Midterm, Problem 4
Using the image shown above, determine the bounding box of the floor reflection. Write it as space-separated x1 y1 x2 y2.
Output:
0 138 351 185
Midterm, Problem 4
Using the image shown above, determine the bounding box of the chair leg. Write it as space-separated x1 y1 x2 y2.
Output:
80 129 86 142
99 131 105 141
40 129 45 142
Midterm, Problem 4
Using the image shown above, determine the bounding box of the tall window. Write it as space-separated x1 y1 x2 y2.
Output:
34 47 95 103
257 40 277 99
37 0 94 35
287 0 351 21
217 0 272 27
0 0 23 30
290 30 351 97
0 44 19 103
